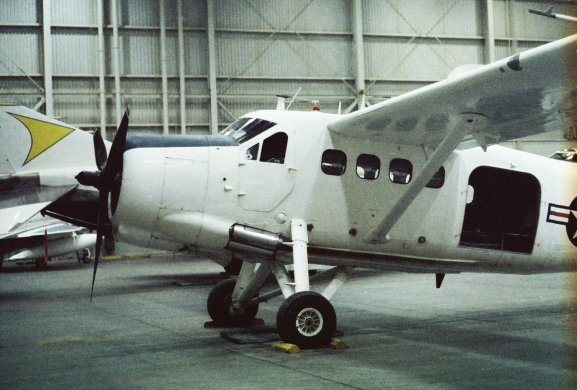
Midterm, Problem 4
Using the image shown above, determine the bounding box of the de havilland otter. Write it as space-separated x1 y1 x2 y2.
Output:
2 33 577 348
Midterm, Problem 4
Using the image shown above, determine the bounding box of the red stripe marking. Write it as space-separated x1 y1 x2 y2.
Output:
550 210 570 218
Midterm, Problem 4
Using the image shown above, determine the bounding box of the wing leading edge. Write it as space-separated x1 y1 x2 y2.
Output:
329 34 577 149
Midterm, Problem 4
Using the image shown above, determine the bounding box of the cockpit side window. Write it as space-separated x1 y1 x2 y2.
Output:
260 132 287 164
245 143 259 160
221 118 276 144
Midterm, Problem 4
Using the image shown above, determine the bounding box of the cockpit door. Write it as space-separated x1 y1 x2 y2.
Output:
238 125 295 211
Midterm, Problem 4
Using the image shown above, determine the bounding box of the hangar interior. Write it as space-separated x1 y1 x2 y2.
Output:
0 0 576 155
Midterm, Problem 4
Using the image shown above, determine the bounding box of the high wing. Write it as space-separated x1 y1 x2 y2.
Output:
329 34 577 148
328 34 577 243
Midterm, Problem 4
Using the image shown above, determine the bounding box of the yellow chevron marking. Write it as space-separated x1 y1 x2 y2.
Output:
9 113 74 165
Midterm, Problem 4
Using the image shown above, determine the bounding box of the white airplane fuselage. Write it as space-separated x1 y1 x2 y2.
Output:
113 110 577 275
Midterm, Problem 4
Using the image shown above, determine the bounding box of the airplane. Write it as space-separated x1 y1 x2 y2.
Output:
549 148 577 162
4 33 577 349
0 104 104 230
0 214 96 268
529 7 577 23
0 104 106 268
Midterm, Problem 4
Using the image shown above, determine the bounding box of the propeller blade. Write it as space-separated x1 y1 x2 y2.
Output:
101 110 129 187
90 190 108 302
90 233 102 302
93 129 107 171
86 109 128 301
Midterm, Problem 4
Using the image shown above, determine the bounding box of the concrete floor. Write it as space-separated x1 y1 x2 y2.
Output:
1 254 576 389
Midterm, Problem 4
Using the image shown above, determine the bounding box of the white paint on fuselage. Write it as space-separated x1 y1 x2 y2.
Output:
114 109 577 274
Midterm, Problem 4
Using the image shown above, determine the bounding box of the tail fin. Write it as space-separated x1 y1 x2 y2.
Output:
0 104 99 175
0 105 104 236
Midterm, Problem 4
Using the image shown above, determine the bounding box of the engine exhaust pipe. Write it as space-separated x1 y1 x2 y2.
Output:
227 224 288 256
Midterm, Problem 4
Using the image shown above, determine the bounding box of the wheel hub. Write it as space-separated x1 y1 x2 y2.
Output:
295 307 323 337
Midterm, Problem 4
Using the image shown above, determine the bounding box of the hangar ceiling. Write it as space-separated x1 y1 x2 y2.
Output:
0 0 575 153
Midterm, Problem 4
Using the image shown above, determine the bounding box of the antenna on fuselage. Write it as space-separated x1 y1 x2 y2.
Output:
285 87 302 111
529 7 577 23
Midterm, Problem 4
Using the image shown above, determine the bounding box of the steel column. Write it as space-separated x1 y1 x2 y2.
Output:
97 0 107 138
160 0 169 134
111 0 122 125
41 0 53 116
207 0 219 135
484 0 495 64
177 0 187 134
507 0 518 55
352 0 366 110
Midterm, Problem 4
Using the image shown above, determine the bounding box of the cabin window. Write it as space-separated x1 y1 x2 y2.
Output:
260 132 288 164
426 166 445 189
356 154 380 180
321 149 347 176
389 159 412 184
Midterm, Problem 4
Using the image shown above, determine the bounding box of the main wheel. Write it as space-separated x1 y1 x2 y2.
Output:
276 291 336 349
207 279 259 326
35 258 48 269
76 249 91 264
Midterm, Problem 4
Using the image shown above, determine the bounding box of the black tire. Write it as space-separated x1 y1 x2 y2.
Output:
35 258 48 269
276 291 336 349
207 279 259 326
81 249 92 264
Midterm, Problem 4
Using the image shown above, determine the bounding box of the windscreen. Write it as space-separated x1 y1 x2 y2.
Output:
220 117 276 144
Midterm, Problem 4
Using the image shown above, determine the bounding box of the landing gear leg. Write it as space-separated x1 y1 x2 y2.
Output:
207 261 271 326
275 219 338 348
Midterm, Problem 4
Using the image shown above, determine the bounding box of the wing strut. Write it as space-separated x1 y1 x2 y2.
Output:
365 113 487 243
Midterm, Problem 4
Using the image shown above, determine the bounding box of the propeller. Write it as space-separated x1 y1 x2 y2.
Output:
76 110 129 301
93 129 107 171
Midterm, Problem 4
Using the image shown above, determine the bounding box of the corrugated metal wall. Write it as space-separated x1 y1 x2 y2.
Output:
0 0 575 153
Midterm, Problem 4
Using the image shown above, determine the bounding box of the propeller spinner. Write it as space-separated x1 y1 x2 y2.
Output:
76 110 129 301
